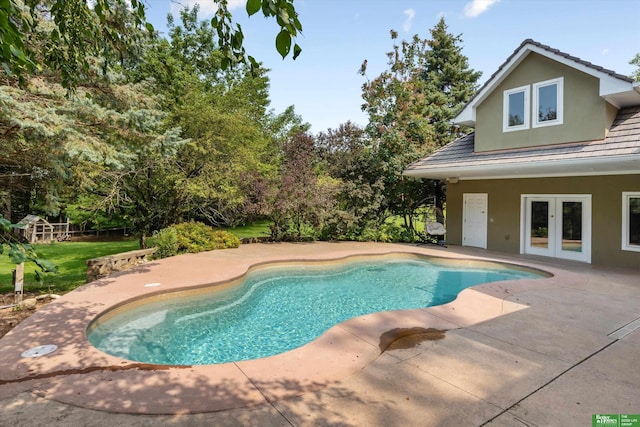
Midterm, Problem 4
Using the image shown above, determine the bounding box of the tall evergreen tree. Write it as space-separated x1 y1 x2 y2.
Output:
359 17 481 228
421 18 482 146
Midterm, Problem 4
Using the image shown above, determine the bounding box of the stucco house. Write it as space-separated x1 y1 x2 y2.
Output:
404 39 640 270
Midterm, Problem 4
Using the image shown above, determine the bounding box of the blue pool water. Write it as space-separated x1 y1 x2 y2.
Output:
88 257 542 365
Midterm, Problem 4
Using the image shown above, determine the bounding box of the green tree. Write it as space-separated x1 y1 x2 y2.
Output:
316 122 386 239
0 60 186 246
359 18 480 230
144 6 277 227
420 18 482 146
269 132 338 240
631 53 640 81
175 85 273 226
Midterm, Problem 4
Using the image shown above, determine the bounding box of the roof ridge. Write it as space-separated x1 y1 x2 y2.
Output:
522 39 632 82
457 39 635 121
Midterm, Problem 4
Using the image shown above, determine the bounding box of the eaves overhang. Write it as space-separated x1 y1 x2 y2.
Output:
403 154 640 181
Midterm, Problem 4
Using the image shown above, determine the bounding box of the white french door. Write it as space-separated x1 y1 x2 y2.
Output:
522 195 591 263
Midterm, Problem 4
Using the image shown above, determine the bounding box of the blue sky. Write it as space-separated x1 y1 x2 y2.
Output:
145 0 640 133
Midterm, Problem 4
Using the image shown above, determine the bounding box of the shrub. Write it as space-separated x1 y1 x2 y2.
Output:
151 222 240 259
356 222 415 243
150 227 178 259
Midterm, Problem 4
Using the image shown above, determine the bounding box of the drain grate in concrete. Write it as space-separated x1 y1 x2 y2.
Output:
21 344 58 358
608 317 640 340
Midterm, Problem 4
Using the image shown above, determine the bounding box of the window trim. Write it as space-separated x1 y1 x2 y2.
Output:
503 85 530 132
532 77 563 128
622 192 640 252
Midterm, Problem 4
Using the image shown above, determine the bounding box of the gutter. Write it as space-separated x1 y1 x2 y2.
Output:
403 153 640 180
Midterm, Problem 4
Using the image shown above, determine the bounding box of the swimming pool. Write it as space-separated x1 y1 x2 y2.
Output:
88 255 543 365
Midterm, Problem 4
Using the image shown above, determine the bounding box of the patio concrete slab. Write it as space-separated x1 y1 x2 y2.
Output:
235 323 379 402
507 341 640 426
273 352 503 427
0 392 290 426
34 362 269 414
467 308 616 364
391 327 572 409
0 242 638 426
502 286 640 335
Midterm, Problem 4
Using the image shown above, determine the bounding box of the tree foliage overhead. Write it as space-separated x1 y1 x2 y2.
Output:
218 0 302 69
1 0 302 86
2 0 151 87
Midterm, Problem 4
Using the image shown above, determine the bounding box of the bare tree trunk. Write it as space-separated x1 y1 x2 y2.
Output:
2 190 11 220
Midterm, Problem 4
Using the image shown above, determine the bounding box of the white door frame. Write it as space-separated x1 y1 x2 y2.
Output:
520 194 592 263
523 196 556 258
463 193 488 249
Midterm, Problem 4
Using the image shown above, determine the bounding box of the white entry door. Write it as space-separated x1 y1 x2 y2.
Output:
463 193 488 249
523 195 591 263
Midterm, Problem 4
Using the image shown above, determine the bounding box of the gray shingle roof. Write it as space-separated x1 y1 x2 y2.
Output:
405 105 640 173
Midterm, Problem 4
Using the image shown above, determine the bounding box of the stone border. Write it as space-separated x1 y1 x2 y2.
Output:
85 248 157 282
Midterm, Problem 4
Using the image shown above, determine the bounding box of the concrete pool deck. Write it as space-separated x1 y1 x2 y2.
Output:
0 242 638 426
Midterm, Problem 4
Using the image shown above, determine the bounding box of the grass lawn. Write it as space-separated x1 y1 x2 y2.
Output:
224 220 271 239
0 240 139 294
0 220 271 295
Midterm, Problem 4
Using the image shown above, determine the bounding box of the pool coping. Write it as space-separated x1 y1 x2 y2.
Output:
0 242 579 414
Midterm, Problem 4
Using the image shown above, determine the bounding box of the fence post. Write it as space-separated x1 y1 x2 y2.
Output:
13 262 24 304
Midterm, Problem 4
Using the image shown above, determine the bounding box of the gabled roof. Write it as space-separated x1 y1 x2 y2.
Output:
455 39 640 127
404 106 640 180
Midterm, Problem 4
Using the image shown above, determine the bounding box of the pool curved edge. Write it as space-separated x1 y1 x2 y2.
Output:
0 242 566 415
86 252 550 344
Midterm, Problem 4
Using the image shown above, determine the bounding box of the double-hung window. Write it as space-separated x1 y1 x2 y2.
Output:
622 192 640 252
533 77 563 127
503 85 530 132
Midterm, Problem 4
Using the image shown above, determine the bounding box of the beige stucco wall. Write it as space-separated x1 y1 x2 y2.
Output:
475 53 608 152
445 175 640 270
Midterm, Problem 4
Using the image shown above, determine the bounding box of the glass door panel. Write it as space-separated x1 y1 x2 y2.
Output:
530 201 550 248
561 201 582 253
525 198 555 257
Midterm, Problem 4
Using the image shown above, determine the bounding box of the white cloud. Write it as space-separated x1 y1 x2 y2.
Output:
601 48 610 55
463 0 500 18
170 0 245 18
403 8 415 32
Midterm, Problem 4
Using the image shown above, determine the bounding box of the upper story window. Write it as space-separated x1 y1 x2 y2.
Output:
502 77 564 133
622 192 640 252
533 77 564 128
503 85 530 132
